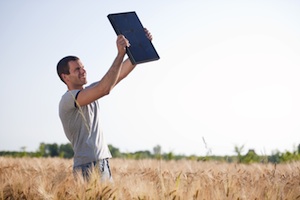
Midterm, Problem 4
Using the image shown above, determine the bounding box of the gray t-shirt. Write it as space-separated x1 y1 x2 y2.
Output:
59 89 112 167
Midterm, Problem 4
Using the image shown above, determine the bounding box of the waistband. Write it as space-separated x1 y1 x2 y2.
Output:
74 158 109 169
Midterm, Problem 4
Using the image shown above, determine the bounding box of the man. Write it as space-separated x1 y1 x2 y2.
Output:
57 29 153 181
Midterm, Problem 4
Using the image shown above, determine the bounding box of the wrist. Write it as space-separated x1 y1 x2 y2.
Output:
117 50 126 58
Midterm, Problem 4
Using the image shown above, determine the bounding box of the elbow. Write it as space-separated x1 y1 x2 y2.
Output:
104 89 111 96
102 89 110 97
102 86 114 96
95 80 117 98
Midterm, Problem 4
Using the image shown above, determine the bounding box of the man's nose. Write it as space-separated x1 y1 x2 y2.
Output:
80 68 86 74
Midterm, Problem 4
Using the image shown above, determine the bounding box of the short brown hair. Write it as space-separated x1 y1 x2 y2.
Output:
57 55 79 83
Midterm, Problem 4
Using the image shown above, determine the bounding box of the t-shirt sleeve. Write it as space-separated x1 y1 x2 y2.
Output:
74 90 81 108
59 90 81 114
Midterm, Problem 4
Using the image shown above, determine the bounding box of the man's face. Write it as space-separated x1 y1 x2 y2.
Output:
64 59 87 89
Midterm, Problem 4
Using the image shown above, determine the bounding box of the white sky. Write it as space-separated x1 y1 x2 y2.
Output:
0 0 299 156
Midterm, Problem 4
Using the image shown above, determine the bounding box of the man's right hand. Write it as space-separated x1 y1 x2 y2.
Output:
116 35 130 55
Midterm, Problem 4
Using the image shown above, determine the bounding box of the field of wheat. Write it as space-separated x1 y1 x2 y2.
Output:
0 157 300 199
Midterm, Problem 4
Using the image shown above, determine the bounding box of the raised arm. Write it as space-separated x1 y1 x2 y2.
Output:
75 35 129 106
114 28 153 85
74 28 153 107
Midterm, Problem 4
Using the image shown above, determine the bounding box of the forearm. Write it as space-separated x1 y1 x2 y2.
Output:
97 53 125 94
115 58 137 85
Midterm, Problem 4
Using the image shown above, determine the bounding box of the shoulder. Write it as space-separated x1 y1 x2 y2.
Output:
59 90 81 111
61 90 80 101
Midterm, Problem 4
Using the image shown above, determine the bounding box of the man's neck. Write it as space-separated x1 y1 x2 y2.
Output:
67 85 84 91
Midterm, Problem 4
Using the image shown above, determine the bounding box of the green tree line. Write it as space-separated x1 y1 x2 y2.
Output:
1 143 300 164
0 143 74 158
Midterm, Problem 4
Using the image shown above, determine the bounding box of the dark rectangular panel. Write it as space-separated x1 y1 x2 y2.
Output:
107 11 160 64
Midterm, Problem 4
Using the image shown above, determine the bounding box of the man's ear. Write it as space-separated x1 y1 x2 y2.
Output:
62 74 69 83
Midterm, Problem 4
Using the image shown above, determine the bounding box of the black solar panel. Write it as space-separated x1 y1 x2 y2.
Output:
107 11 160 65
